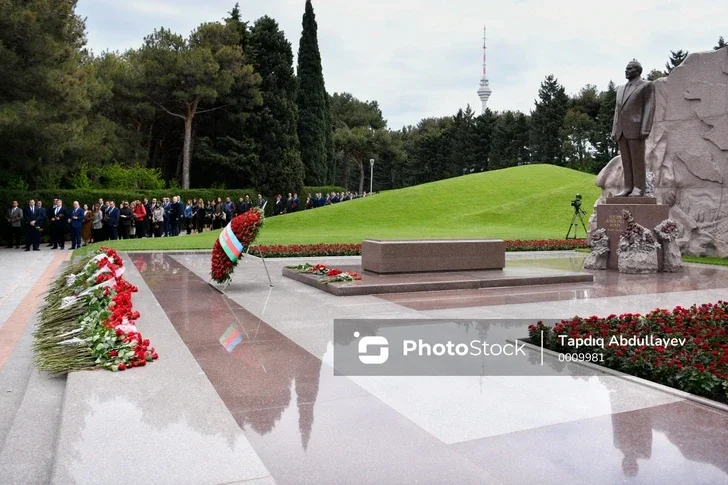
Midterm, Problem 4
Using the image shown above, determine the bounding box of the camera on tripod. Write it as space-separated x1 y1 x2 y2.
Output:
566 193 587 239
571 193 584 213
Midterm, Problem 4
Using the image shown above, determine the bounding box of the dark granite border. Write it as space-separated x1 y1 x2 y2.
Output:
282 267 594 296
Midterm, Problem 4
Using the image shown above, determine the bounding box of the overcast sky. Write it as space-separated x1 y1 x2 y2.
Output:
77 0 727 129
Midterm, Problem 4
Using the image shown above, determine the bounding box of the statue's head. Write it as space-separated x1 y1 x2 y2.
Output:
625 60 643 80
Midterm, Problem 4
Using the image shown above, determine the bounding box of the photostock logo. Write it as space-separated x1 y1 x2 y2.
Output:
355 331 389 364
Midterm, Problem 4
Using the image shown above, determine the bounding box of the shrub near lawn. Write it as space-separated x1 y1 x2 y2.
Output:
529 301 728 404
251 239 589 258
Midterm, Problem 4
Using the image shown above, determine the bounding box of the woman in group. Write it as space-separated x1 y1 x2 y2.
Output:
184 199 194 235
82 204 93 245
152 202 165 238
92 204 104 243
133 199 146 238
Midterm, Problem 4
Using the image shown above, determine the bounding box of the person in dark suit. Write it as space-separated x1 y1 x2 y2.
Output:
274 195 283 216
257 194 266 209
611 60 655 197
69 201 84 250
163 197 171 237
24 199 38 251
119 201 132 239
49 199 68 249
145 198 155 237
6 201 23 248
107 201 120 240
174 196 184 236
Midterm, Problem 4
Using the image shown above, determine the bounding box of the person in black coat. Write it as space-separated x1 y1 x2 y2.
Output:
24 199 39 251
107 201 120 240
49 199 68 249
169 196 180 236
119 201 133 239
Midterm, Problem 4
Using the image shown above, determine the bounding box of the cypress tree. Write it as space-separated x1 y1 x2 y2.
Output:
296 0 329 185
248 16 305 195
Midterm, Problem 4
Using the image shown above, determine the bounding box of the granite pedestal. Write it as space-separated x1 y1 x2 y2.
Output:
362 239 505 274
596 197 669 270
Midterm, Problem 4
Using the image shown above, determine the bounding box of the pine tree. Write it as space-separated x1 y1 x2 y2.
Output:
0 0 90 185
296 0 329 185
247 16 305 195
715 37 727 50
665 50 688 73
530 74 569 165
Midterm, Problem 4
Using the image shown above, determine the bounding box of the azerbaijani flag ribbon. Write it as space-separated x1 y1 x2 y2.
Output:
218 221 244 263
219 324 244 353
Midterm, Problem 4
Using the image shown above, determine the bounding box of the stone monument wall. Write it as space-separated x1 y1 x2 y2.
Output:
592 48 728 257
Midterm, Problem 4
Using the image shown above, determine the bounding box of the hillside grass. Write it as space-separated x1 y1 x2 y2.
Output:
78 164 600 254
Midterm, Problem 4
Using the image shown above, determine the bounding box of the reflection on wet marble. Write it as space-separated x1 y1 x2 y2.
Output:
453 401 728 485
133 252 728 485
381 258 728 310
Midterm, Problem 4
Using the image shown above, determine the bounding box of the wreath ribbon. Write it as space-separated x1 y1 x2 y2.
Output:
219 221 244 263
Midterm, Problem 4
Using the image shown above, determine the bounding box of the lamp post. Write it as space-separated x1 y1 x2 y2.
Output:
369 158 375 195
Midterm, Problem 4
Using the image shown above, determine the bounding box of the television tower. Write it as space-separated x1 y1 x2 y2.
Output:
477 26 492 114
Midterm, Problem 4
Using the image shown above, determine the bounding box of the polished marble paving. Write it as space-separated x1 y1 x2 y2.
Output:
133 252 728 485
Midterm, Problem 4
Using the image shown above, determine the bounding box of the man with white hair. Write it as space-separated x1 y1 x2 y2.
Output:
69 201 84 249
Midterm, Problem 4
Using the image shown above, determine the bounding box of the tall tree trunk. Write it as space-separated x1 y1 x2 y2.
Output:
183 115 192 189
182 100 198 189
358 158 365 195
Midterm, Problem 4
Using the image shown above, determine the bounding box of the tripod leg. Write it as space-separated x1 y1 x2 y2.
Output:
566 213 578 239
578 212 588 237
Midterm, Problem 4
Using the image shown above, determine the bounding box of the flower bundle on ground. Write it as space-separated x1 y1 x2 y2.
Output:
210 208 264 284
528 301 728 404
252 239 588 258
34 248 157 374
286 263 362 284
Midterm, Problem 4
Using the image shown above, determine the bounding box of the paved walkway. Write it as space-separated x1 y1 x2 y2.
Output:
0 248 66 371
133 252 728 485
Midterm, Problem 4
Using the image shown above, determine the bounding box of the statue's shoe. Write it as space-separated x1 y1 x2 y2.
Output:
615 189 633 197
628 188 644 197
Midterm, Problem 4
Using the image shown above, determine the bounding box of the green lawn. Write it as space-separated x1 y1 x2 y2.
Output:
79 164 600 254
683 256 728 266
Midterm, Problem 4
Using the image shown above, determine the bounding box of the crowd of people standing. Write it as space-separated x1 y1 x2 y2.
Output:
4 190 370 249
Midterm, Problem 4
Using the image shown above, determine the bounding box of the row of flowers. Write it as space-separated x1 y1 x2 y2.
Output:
34 248 157 373
528 301 728 404
249 239 589 258
286 263 362 284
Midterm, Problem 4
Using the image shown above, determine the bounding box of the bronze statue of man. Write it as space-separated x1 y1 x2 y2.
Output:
611 60 655 197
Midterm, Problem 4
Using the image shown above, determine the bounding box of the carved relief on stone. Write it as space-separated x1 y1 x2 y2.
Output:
593 48 728 258
584 228 609 270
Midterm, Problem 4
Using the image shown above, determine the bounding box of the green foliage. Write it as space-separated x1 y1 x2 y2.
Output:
489 111 530 170
296 0 330 185
647 69 667 81
137 23 261 188
0 0 92 185
715 36 727 50
665 49 688 73
593 81 618 172
247 16 305 195
0 171 30 190
530 74 569 166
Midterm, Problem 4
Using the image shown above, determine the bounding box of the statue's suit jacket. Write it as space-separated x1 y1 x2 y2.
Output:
612 78 655 140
